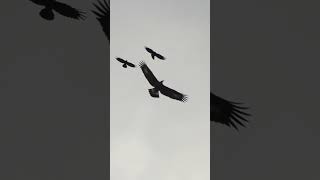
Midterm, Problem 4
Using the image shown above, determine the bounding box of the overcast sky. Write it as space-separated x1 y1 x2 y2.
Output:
110 0 210 180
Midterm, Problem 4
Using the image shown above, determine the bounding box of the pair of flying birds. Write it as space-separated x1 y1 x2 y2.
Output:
29 0 110 40
116 47 188 103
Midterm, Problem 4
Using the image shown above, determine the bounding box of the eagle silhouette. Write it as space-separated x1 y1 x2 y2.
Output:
29 0 86 21
92 0 110 40
211 92 250 130
116 57 136 68
139 61 187 102
145 47 166 60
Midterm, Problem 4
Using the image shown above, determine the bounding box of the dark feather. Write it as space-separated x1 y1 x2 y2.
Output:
92 0 110 40
139 61 159 87
211 92 250 130
53 1 86 20
160 85 188 102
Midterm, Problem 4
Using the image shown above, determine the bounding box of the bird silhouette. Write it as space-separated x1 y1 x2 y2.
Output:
116 57 136 68
29 0 86 21
145 47 166 60
92 0 110 40
139 61 187 102
211 92 250 130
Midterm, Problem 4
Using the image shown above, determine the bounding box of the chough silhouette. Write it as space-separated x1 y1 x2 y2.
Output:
29 0 86 21
211 92 250 130
145 47 166 60
139 61 187 102
116 57 136 68
92 0 110 40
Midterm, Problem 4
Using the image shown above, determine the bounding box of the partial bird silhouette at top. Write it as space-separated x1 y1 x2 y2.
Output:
116 57 136 68
139 61 187 102
92 0 110 41
145 47 166 60
29 0 86 21
211 92 250 130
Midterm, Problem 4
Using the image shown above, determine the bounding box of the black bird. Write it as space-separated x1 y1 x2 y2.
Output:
29 0 86 21
139 61 187 102
145 47 166 60
92 0 110 40
116 57 136 68
211 92 250 130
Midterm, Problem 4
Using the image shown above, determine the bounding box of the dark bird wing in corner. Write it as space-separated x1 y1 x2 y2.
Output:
210 93 250 130
139 61 160 87
160 85 188 102
92 0 110 40
52 1 86 20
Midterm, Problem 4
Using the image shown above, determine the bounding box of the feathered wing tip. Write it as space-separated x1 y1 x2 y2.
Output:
138 61 146 67
229 101 251 130
181 94 188 102
76 9 87 20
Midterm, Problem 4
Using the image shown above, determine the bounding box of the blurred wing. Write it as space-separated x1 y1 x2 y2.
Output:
92 0 110 40
210 93 250 130
53 1 86 20
126 61 136 68
139 61 159 87
116 57 126 63
155 53 166 60
145 47 153 54
29 0 49 5
160 85 188 102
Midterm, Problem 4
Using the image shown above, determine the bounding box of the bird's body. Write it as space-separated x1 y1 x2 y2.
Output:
92 0 110 40
139 61 187 102
29 0 86 21
211 92 250 130
116 57 135 68
145 47 166 60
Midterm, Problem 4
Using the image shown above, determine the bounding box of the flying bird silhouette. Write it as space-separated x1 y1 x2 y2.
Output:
92 0 110 40
116 57 136 68
29 0 86 21
139 61 187 102
211 92 250 130
145 47 166 60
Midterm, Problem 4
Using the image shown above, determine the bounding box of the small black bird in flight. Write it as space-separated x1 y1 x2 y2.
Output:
116 57 136 68
211 92 250 130
92 0 110 40
145 47 166 60
29 0 86 21
139 61 187 102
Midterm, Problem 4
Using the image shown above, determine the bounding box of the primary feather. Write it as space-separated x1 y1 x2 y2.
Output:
92 0 110 40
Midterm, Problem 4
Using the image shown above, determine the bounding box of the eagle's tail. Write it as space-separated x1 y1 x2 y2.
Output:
148 88 159 98
122 63 127 68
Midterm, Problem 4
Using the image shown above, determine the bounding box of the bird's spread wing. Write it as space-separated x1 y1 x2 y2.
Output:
155 53 165 60
145 47 153 54
116 57 126 63
139 61 159 87
126 61 136 68
29 0 49 6
160 85 188 102
210 93 250 130
92 0 110 40
53 1 86 20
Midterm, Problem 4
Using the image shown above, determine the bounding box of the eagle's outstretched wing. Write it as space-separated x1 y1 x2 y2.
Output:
126 61 136 68
139 61 159 87
116 57 126 64
160 85 188 102
154 52 165 60
211 93 250 130
92 0 110 40
29 0 50 6
145 47 153 54
53 1 86 20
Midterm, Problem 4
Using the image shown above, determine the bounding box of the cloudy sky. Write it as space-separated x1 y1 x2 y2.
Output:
110 0 210 180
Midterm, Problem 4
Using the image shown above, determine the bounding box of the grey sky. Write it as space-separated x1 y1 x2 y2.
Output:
212 0 320 179
111 0 210 180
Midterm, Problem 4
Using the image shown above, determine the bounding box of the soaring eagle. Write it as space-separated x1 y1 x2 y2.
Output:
145 47 166 60
116 57 136 68
211 92 250 130
92 0 110 40
139 61 187 102
29 0 86 21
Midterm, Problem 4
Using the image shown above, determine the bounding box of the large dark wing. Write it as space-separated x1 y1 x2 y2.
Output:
116 57 126 63
159 85 188 102
210 93 250 130
145 47 154 54
92 0 110 40
139 61 159 87
53 1 86 20
154 52 166 60
29 0 50 6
